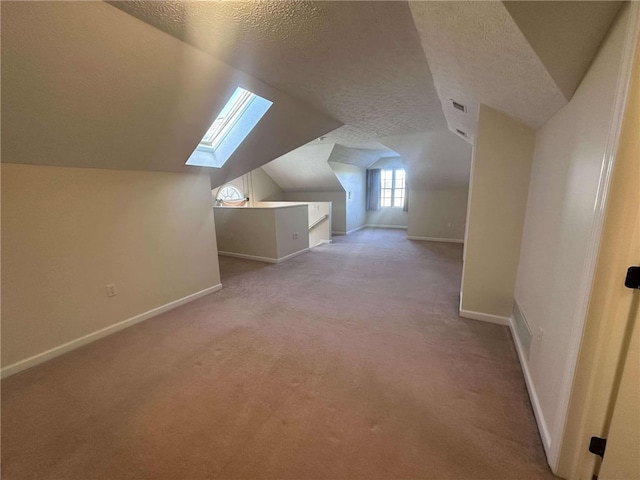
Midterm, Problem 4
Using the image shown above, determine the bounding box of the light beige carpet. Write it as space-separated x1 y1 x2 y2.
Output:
1 228 555 479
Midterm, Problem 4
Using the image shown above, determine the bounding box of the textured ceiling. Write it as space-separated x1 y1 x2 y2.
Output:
327 144 394 169
261 144 344 192
5 1 622 192
380 130 472 190
109 0 446 145
409 1 566 140
2 1 339 178
112 0 620 153
262 141 395 192
318 125 394 151
503 1 623 100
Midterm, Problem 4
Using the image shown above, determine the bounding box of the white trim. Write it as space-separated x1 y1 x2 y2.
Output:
312 239 332 248
548 4 640 471
346 225 366 234
218 251 278 263
509 316 552 454
218 248 309 264
364 224 408 230
407 236 464 244
0 284 223 379
276 248 310 263
459 309 511 326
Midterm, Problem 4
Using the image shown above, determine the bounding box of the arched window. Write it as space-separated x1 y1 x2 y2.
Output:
215 184 246 206
216 184 244 202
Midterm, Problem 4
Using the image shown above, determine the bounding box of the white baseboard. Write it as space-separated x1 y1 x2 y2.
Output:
0 284 223 379
346 225 366 234
312 240 332 248
459 308 551 455
509 316 552 455
459 309 511 326
364 224 408 230
276 248 310 263
407 235 464 244
218 251 278 263
219 248 309 264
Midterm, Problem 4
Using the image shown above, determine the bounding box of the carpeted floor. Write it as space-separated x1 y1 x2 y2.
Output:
1 229 555 479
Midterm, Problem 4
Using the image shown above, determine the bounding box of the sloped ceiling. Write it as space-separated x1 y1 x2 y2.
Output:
109 0 446 147
261 144 344 192
1 2 339 178
503 1 622 100
380 130 472 190
262 141 395 193
110 0 621 188
327 144 394 169
3 1 623 193
408 1 622 141
409 1 565 141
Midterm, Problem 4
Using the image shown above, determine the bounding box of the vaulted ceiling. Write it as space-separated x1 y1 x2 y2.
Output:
112 0 621 147
111 0 620 190
110 0 446 148
3 1 623 192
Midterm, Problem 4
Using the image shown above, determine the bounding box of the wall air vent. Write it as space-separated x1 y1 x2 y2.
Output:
451 100 467 112
513 300 532 358
456 129 467 137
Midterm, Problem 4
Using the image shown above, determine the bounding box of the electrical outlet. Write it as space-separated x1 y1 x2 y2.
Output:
293 232 299 240
536 327 544 343
106 284 118 297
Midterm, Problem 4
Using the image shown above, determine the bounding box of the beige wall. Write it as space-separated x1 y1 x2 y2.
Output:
214 167 284 205
258 202 332 248
214 205 309 262
275 207 310 259
366 208 408 228
284 191 347 234
514 4 631 463
379 130 472 191
407 188 468 241
460 105 535 319
214 208 277 258
558 28 640 479
2 2 340 183
330 162 367 232
251 168 285 202
1 164 221 370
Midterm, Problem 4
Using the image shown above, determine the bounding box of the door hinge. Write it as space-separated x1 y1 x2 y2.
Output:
625 266 640 289
589 436 607 458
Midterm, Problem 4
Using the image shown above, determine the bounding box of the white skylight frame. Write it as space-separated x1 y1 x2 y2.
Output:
186 87 273 168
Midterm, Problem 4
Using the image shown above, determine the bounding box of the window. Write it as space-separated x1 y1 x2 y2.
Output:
380 168 405 208
216 184 244 202
215 184 247 207
186 87 273 168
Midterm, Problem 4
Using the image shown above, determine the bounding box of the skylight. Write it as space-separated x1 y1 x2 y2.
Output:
186 87 272 168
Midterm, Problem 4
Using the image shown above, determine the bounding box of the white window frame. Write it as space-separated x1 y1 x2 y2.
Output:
216 184 244 202
380 168 406 208
186 86 273 169
198 88 254 152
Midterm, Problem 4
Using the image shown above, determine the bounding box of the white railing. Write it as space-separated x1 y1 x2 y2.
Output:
309 214 329 231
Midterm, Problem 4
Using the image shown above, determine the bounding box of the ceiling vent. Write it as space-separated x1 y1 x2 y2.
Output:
451 100 467 112
456 129 467 137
